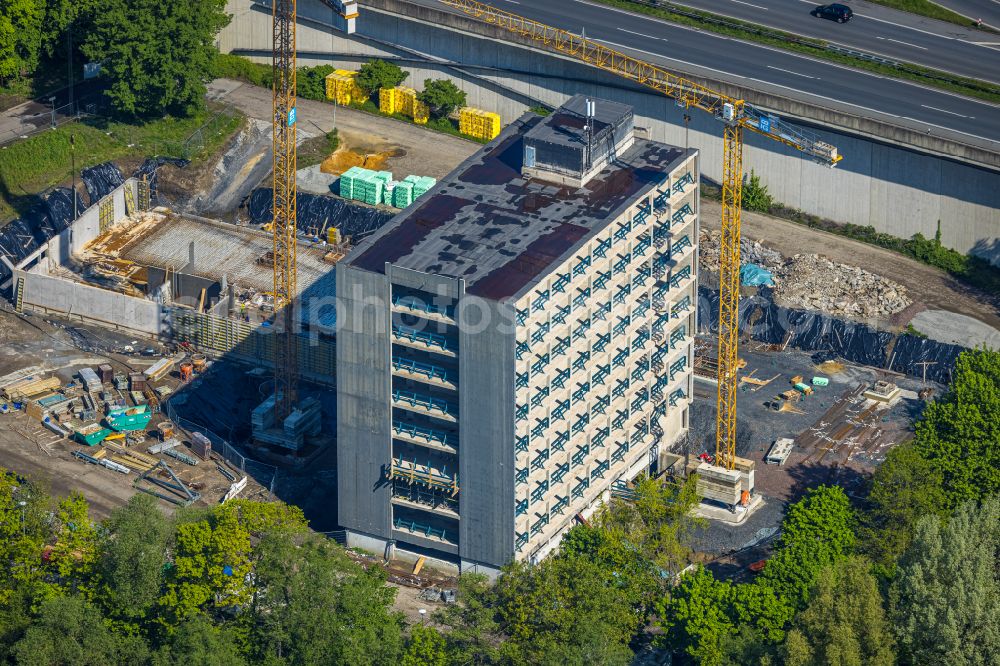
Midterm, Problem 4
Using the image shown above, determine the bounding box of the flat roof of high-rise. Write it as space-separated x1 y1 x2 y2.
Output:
346 110 689 302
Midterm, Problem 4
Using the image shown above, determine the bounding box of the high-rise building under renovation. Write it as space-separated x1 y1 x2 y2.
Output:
336 96 698 573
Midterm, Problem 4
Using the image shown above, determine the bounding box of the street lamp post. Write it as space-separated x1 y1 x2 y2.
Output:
17 500 26 536
49 97 57 129
71 134 77 220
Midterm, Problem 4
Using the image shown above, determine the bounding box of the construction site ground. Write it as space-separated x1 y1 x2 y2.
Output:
0 306 267 519
687 338 936 578
701 199 1000 335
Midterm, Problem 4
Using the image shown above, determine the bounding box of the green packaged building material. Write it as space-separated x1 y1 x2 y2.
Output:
811 376 829 386
413 176 437 199
393 181 414 208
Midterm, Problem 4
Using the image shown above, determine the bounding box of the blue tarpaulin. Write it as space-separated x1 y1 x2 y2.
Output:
740 263 775 287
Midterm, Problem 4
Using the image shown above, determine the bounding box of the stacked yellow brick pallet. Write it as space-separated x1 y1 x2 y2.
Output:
325 70 367 105
379 86 429 124
459 107 501 141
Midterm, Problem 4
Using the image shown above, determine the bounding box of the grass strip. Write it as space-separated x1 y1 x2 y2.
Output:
0 104 243 222
867 1 976 27
298 129 341 169
588 0 1000 104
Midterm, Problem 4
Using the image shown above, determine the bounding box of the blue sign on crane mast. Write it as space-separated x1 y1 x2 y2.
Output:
288 107 297 126
758 116 771 134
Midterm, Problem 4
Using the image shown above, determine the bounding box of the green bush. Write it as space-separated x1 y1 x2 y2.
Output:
212 53 271 88
741 170 773 213
355 59 408 96
418 78 467 119
298 65 335 102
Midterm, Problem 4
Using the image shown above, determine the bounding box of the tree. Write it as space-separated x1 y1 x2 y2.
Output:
657 566 734 666
597 475 702 581
434 574 504 665
759 485 856 608
0 0 44 82
12 595 149 666
355 59 408 97
890 498 1000 665
157 502 267 628
741 170 773 213
81 0 230 116
782 556 895 666
560 522 660 617
492 556 637 665
0 469 51 606
298 64 335 101
44 491 99 598
912 348 1000 508
859 442 948 567
402 625 447 666
93 493 171 631
418 78 467 119
657 567 790 666
240 530 403 665
151 614 245 666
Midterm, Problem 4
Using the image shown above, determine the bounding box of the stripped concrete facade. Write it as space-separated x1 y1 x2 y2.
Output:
336 100 697 571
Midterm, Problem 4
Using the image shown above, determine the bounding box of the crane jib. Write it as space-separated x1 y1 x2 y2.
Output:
440 0 843 470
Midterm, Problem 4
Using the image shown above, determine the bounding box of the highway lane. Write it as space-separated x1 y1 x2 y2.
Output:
417 0 1000 147
673 0 1000 83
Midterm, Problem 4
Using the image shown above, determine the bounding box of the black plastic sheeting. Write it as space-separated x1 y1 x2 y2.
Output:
246 188 393 239
134 157 188 204
1 159 186 276
697 286 962 384
80 162 125 204
0 186 86 269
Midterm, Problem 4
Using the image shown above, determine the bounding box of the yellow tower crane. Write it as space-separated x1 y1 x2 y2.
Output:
272 0 299 420
439 0 841 471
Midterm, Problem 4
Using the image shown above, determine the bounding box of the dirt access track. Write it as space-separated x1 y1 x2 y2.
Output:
207 78 479 181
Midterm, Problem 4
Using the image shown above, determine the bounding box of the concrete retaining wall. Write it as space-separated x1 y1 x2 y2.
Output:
219 0 1000 264
15 269 162 337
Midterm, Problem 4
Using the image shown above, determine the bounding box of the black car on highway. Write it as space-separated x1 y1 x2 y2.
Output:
812 4 854 22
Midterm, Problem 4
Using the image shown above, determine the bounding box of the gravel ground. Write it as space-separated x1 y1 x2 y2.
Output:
700 198 1000 331
685 339 936 561
909 309 1000 349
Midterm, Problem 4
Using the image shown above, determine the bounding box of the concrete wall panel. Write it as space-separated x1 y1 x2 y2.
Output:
18 271 160 336
336 264 393 540
458 297 515 568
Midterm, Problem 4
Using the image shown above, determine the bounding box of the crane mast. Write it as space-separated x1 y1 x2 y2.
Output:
272 0 299 420
437 0 840 472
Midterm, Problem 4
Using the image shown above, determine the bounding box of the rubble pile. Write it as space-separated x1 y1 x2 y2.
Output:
698 230 912 319
699 230 782 272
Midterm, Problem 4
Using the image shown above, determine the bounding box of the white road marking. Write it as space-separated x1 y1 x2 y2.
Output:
730 0 768 9
592 38 672 61
618 28 665 40
920 104 974 119
876 36 928 50
767 65 817 79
